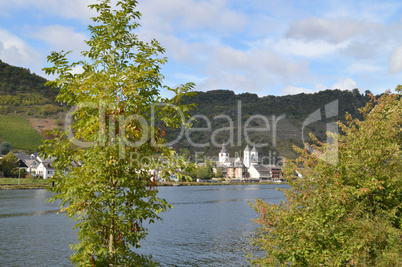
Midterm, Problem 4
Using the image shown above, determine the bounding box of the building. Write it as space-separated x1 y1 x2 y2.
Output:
14 152 39 177
216 144 282 181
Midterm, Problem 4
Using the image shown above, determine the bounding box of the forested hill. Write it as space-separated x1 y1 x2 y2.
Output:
0 60 58 101
0 60 375 158
0 60 64 152
184 89 371 121
167 89 374 160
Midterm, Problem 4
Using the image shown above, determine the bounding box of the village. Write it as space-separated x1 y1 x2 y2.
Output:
0 145 284 183
213 144 283 182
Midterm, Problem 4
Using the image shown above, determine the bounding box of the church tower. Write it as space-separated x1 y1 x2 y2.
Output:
250 146 259 165
218 144 229 165
243 145 250 168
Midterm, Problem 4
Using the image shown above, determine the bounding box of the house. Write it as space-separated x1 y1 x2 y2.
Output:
13 152 82 179
248 164 283 180
14 152 39 176
35 156 56 179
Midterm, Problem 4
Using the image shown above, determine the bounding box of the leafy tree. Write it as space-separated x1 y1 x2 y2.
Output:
352 88 361 97
0 141 11 154
0 151 19 177
215 168 223 178
41 1 194 266
197 160 214 180
249 89 402 266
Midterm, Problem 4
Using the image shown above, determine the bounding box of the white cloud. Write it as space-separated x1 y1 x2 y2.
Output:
69 65 84 75
315 83 328 91
0 0 94 21
347 62 382 74
340 40 379 59
273 38 348 58
332 78 358 90
138 0 247 35
193 45 310 93
148 33 209 64
281 86 314 95
325 1 402 23
30 25 88 56
216 46 308 79
389 45 402 73
0 28 41 67
286 17 377 44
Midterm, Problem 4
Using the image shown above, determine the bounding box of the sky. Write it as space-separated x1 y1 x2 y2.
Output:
1 0 402 97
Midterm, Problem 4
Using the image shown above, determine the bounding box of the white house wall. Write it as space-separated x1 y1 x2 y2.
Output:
36 163 55 179
248 165 260 179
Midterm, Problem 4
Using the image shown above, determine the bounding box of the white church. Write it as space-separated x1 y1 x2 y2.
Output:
216 144 282 181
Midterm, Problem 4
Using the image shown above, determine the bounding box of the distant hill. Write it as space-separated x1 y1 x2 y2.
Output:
0 59 58 100
0 60 374 157
0 60 64 118
0 60 65 151
166 89 374 160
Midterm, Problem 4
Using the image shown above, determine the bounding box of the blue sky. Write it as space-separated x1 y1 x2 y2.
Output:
1 0 402 96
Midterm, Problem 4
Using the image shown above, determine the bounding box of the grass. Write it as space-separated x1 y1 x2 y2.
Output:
0 177 47 184
0 178 47 190
0 115 43 151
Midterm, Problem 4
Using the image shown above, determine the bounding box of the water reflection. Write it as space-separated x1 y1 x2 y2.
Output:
139 184 288 266
0 209 59 218
0 185 287 266
0 190 75 267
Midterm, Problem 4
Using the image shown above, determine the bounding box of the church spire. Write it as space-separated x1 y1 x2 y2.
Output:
219 143 229 165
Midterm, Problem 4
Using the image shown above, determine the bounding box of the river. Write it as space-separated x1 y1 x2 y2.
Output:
0 184 288 266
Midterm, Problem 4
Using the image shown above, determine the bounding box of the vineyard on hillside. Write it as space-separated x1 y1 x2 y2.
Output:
0 115 43 151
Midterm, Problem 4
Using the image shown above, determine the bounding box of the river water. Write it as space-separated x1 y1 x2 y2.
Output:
0 184 288 266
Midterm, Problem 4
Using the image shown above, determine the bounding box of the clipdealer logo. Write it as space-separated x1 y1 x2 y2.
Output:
64 99 339 164
302 100 339 166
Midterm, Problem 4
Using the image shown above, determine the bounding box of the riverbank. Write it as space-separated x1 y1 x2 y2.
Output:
157 181 286 186
0 178 47 190
0 184 47 190
0 178 285 190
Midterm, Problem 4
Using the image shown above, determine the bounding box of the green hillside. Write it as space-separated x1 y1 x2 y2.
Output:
0 115 43 151
0 59 376 157
0 60 65 152
166 89 375 159
0 59 58 100
0 59 65 118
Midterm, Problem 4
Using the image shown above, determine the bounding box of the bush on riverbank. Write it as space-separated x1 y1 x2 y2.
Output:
250 89 402 266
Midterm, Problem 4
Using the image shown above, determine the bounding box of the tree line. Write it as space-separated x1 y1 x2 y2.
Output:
0 60 58 101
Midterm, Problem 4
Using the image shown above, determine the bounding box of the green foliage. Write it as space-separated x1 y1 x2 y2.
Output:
215 168 223 178
0 178 46 184
197 160 214 180
0 57 60 119
41 1 194 266
249 89 402 266
0 105 9 115
39 104 58 115
0 141 11 154
0 115 43 151
0 92 53 106
0 152 19 177
0 60 58 101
